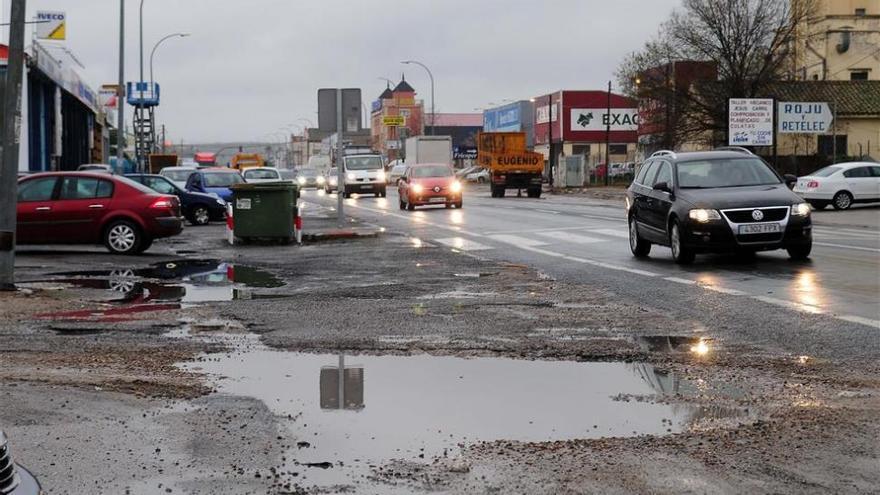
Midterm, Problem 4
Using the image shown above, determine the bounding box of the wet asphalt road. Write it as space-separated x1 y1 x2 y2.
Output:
303 186 880 360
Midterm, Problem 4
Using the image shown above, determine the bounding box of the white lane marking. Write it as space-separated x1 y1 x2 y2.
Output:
434 237 494 251
485 225 619 236
813 242 880 253
488 234 548 248
813 229 879 240
336 200 878 328
534 209 560 215
590 228 629 239
815 227 880 236
538 231 605 244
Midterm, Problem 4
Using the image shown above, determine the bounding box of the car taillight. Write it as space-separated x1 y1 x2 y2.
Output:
807 180 819 189
150 197 174 209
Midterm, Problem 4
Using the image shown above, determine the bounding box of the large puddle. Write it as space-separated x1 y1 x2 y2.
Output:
185 350 748 491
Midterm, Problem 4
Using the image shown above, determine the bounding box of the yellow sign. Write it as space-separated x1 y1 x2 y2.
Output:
36 11 66 40
382 116 405 127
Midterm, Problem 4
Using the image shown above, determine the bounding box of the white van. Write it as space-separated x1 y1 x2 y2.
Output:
342 154 386 198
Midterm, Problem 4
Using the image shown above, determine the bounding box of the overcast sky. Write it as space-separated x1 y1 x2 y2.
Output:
3 0 679 143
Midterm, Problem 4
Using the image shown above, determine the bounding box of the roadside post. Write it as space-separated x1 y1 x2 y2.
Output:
336 89 344 228
0 0 27 291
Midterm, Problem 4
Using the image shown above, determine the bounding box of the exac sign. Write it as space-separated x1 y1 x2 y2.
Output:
778 102 833 134
569 108 639 132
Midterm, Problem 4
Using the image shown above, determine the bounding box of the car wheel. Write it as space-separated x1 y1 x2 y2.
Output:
832 191 853 210
670 220 695 264
104 220 142 255
191 205 210 226
787 242 812 261
527 187 542 198
455 201 463 209
399 198 406 210
406 200 415 211
628 216 651 257
807 200 828 210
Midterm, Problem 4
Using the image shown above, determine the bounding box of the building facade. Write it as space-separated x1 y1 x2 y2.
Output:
793 0 880 81
482 100 536 148
370 77 424 161
425 113 482 168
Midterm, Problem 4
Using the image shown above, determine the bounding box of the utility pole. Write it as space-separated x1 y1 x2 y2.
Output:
336 89 344 228
547 93 554 188
0 0 26 290
604 81 611 187
117 0 125 174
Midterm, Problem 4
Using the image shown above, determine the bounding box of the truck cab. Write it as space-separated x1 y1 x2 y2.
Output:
341 154 386 198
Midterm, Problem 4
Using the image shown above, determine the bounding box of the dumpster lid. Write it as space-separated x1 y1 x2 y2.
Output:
231 182 298 191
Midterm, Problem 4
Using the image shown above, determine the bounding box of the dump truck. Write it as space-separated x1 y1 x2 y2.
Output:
477 132 544 198
230 153 265 171
148 153 179 174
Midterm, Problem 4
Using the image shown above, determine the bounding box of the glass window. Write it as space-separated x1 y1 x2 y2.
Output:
850 71 869 81
162 169 195 182
843 167 871 178
676 158 781 188
18 177 57 202
59 177 101 200
96 180 114 198
344 156 384 170
147 177 178 194
245 169 280 180
652 162 673 186
635 161 654 184
203 172 244 187
412 165 453 178
812 166 841 177
869 166 880 178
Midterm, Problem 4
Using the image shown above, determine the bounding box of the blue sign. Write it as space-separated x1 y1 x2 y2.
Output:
371 99 382 112
484 102 522 132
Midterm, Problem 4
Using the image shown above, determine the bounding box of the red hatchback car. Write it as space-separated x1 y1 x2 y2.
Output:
16 172 183 254
398 164 463 210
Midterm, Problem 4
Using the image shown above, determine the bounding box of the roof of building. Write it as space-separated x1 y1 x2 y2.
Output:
379 86 394 99
761 81 880 115
427 113 483 127
393 75 415 93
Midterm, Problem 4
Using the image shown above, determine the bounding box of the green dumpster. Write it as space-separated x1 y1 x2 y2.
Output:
231 182 299 243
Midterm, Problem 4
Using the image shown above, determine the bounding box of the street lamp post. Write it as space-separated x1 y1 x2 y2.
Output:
150 33 190 86
401 60 434 135
117 0 124 173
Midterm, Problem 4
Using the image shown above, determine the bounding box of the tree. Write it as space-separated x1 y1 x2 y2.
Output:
617 0 818 149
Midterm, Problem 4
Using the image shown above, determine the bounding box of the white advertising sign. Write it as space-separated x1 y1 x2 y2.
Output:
777 102 833 134
728 98 774 146
36 11 66 40
535 103 558 124
569 108 639 132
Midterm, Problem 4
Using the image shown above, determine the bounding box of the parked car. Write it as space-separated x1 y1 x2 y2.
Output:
398 163 463 210
126 173 227 226
243 167 283 183
792 162 880 210
609 162 635 178
0 430 42 495
76 163 113 174
16 172 182 254
465 167 489 183
626 149 812 264
323 168 339 193
295 168 324 189
159 166 197 188
388 163 408 184
184 168 244 202
455 165 479 179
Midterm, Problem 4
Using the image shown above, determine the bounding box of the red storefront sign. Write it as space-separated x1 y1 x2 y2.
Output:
534 90 639 144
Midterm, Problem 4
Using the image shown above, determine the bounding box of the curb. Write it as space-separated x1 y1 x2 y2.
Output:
302 230 381 242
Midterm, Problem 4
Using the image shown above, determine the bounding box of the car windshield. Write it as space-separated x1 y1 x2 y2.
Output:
676 158 780 189
811 166 841 177
412 165 453 178
204 172 243 187
345 156 383 170
163 169 195 181
298 169 318 177
245 169 279 179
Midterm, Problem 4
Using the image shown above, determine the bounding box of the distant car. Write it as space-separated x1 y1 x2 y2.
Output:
388 163 408 184
159 166 197 188
465 168 489 183
455 166 479 179
0 430 41 495
243 167 283 183
323 168 339 193
398 163 463 210
185 168 244 202
626 149 812 264
77 163 113 174
793 162 880 210
609 162 635 178
127 173 227 226
16 172 182 254
295 168 324 189
180 158 199 168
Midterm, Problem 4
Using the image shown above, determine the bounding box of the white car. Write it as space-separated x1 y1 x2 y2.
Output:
793 162 880 210
465 168 490 183
243 167 283 183
159 166 197 188
388 163 408 184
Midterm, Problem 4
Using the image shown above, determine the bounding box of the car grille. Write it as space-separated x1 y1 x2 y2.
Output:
736 232 784 243
0 433 19 495
722 207 788 223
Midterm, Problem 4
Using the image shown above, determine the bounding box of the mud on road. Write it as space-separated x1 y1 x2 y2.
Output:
1 224 878 494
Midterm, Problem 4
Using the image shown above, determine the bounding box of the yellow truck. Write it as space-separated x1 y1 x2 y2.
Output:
477 132 545 198
230 153 265 171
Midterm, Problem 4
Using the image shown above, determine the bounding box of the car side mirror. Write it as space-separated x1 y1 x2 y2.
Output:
783 174 797 187
653 181 671 193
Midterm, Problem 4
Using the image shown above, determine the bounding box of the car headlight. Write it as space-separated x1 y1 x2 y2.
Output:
346 172 356 181
330 177 337 185
688 209 721 223
297 177 306 184
376 170 386 181
412 183 424 194
450 181 462 193
216 198 227 205
791 202 811 217
317 176 326 184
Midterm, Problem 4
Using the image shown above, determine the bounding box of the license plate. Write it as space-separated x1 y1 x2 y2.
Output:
739 223 781 235
428 197 446 203
359 185 372 190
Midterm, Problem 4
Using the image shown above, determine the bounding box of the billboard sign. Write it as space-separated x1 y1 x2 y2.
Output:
535 103 558 124
728 98 774 146
484 103 522 132
36 11 66 40
778 102 832 134
569 108 639 132
383 115 405 127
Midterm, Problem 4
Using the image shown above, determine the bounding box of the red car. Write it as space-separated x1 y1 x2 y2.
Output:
398 163 463 210
16 172 183 254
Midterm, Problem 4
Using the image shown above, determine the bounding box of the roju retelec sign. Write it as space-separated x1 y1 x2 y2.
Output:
728 98 774 146
777 102 833 134
36 11 66 40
